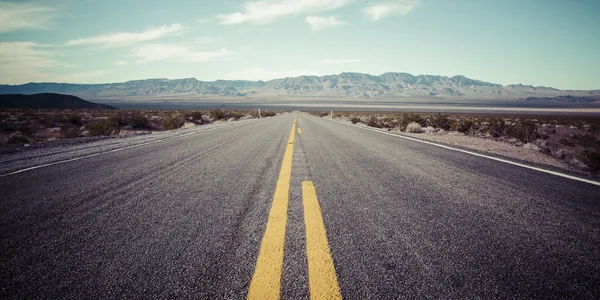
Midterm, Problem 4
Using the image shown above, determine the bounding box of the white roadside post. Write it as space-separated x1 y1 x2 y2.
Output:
258 108 262 119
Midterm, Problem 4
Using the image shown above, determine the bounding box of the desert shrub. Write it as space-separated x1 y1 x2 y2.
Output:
319 112 329 117
248 110 260 118
262 111 277 117
161 114 184 130
453 119 475 134
0 121 16 132
67 114 83 125
210 109 227 120
8 131 29 144
229 111 244 120
428 113 451 130
506 121 538 143
129 112 149 129
582 149 600 172
571 134 600 148
185 110 205 123
380 117 398 128
16 122 32 134
62 127 81 139
350 117 361 124
367 116 381 128
486 117 506 137
111 111 148 129
87 119 120 136
401 114 426 127
406 122 423 133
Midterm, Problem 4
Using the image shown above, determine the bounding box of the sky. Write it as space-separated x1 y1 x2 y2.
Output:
0 0 599 90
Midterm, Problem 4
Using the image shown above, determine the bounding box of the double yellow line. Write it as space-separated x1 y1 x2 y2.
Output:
247 117 341 300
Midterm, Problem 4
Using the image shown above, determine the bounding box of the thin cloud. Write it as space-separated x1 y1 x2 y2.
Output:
53 70 106 83
320 58 364 64
0 42 103 84
225 68 318 81
67 24 185 47
305 16 346 31
196 35 222 44
0 2 57 32
114 60 128 66
0 42 56 83
218 0 351 25
364 0 420 21
130 44 233 64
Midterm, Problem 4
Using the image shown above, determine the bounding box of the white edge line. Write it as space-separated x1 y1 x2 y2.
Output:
320 116 600 187
0 118 260 177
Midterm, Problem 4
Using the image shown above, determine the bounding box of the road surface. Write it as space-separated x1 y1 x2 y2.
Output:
2 114 600 299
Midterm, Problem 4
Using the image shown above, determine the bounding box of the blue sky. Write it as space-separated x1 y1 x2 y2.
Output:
0 0 599 89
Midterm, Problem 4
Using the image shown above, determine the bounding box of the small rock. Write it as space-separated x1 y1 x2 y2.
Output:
570 158 589 170
48 127 62 133
508 138 518 143
515 141 523 147
524 143 539 151
24 143 30 147
552 149 567 159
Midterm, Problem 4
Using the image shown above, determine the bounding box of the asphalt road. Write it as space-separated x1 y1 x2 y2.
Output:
2 113 600 299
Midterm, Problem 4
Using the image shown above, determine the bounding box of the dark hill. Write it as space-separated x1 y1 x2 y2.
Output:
0 93 115 109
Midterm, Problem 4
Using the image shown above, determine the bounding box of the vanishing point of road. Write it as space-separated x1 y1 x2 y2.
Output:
2 114 600 299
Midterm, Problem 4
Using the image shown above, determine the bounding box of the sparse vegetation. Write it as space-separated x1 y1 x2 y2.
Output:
406 122 423 133
0 108 282 145
161 114 185 130
320 111 600 174
87 119 121 136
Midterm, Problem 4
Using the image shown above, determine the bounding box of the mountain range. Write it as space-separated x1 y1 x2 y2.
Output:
1 72 598 101
0 93 114 109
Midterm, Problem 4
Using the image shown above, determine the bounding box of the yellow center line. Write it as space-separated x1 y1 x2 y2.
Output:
247 117 297 300
298 128 302 134
302 181 342 300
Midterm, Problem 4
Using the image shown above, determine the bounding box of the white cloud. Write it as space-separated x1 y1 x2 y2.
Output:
130 44 233 64
320 58 364 64
115 60 128 66
363 0 420 21
53 70 106 83
0 2 56 32
196 35 222 44
66 24 185 47
0 42 57 83
218 0 351 25
0 42 105 84
305 16 346 31
197 18 212 24
225 68 318 81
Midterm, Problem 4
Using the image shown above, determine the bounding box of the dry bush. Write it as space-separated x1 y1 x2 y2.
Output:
350 117 361 124
428 113 452 130
87 119 120 136
367 116 382 128
506 121 538 143
262 111 277 117
161 114 184 130
406 122 423 133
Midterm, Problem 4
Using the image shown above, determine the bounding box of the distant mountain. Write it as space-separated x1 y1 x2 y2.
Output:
0 93 115 109
0 73 598 100
523 95 600 103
